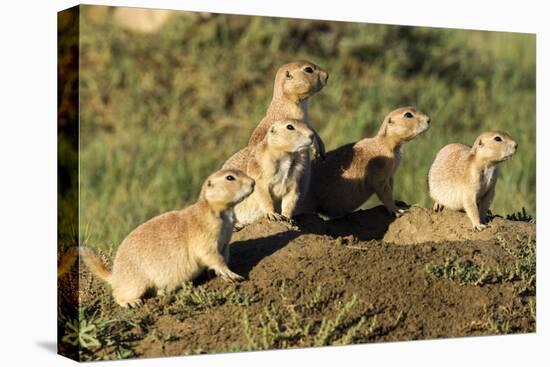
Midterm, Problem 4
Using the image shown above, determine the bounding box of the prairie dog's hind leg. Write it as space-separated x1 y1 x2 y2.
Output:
110 269 150 308
112 283 148 308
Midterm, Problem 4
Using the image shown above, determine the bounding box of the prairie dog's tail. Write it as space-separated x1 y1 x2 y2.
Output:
79 247 112 283
57 247 78 278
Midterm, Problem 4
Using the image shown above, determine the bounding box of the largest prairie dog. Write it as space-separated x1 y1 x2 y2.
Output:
226 61 328 219
302 107 431 218
247 60 329 156
428 131 517 230
223 119 314 228
80 169 255 308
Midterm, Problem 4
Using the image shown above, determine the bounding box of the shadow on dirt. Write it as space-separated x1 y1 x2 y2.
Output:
296 204 402 241
230 230 302 277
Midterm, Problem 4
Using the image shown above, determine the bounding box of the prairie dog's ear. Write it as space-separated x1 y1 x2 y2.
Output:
387 117 394 124
270 126 276 134
285 70 292 80
478 139 483 147
207 180 212 187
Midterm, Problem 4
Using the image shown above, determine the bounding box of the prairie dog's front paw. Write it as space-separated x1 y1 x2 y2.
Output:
393 208 406 217
473 223 487 231
265 212 288 222
218 269 244 283
120 299 143 309
386 206 406 217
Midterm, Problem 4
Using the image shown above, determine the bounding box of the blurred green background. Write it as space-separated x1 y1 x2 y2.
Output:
77 6 536 251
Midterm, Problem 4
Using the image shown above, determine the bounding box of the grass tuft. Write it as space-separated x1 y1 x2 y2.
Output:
168 282 258 321
425 258 505 286
240 282 398 350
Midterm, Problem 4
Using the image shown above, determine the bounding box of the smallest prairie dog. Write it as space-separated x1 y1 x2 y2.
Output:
428 131 517 231
223 119 314 228
80 169 255 308
304 107 430 218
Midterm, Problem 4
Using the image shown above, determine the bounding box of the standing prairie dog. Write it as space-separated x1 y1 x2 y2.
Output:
303 107 431 218
247 60 328 158
428 131 517 231
80 169 255 308
223 119 314 228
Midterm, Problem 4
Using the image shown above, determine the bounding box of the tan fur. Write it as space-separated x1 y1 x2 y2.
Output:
57 247 78 278
302 107 431 218
222 62 327 215
428 131 517 231
223 120 314 228
80 169 255 308
246 60 328 157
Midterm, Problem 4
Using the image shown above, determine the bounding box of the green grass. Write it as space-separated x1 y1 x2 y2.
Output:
58 304 139 361
166 282 259 320
58 281 260 360
73 6 536 251
238 283 397 350
427 235 536 334
426 235 536 288
425 258 507 286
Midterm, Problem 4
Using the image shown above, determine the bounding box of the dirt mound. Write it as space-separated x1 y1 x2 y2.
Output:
382 206 535 244
59 206 536 360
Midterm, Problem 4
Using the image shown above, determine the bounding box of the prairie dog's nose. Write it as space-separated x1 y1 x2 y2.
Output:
320 69 328 83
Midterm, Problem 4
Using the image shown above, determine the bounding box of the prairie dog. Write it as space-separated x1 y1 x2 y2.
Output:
428 131 517 231
303 107 431 218
223 119 314 228
80 169 255 308
247 61 328 158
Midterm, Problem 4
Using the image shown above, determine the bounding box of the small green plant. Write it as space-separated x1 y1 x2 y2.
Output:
315 295 360 346
59 304 139 361
505 208 535 223
169 282 258 320
425 258 504 286
240 282 394 350
496 235 536 300
486 315 511 334
62 306 111 349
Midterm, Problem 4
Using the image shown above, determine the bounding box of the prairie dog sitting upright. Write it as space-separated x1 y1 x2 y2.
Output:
302 107 431 218
247 60 328 158
80 169 255 308
428 131 517 230
223 119 314 228
222 62 328 223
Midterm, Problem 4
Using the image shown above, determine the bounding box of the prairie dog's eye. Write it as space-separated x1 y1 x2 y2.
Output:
404 112 414 118
226 175 235 181
303 66 314 73
286 124 295 131
494 136 502 142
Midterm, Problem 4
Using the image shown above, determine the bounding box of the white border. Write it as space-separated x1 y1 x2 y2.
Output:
0 1 546 366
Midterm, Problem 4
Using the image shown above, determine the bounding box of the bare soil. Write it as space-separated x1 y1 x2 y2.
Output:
58 206 536 361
